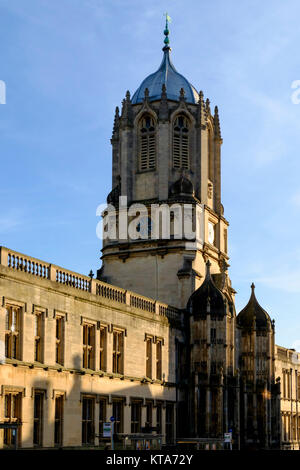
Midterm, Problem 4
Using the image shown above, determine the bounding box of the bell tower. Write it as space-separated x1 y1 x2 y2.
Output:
99 19 234 309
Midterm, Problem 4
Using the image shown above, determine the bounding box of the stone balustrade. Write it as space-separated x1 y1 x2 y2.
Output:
0 246 182 322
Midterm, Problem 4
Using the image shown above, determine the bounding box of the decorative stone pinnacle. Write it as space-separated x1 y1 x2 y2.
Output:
144 87 149 102
214 105 221 139
121 91 133 127
179 87 186 101
251 282 255 292
206 98 211 115
159 84 168 120
112 106 120 138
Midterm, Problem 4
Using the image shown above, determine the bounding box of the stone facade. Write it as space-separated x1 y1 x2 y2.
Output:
0 247 182 448
275 346 300 450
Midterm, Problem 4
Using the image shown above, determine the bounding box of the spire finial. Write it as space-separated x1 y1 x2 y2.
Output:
206 260 211 277
163 13 171 50
251 282 255 293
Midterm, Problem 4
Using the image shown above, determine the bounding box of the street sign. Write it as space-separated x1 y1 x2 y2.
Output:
224 432 232 443
103 422 111 438
110 416 115 422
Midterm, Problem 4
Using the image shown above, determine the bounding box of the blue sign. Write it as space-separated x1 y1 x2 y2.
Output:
110 416 115 422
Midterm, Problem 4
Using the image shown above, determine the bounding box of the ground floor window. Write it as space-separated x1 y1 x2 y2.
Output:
131 400 142 433
54 395 64 446
145 401 153 430
112 399 124 434
82 396 95 445
33 391 44 447
166 403 174 444
4 392 22 447
156 402 162 434
99 398 107 437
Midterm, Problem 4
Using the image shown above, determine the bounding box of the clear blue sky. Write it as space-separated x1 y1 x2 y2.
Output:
1 0 300 349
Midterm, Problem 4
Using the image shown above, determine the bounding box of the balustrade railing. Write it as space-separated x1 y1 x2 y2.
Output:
0 246 182 321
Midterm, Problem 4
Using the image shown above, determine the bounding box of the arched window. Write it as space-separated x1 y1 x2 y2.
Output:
173 115 189 169
138 115 156 171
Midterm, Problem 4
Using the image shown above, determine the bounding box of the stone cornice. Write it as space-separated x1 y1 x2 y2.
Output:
0 360 176 388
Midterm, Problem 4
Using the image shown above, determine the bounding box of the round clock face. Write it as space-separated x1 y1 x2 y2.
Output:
208 222 215 244
136 216 153 239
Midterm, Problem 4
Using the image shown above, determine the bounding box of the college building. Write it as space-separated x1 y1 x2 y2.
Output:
0 21 299 450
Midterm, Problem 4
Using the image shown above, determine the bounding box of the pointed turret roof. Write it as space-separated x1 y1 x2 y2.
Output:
237 283 272 330
187 261 226 317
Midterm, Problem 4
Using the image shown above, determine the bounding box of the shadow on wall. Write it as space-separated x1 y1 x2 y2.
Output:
18 352 173 449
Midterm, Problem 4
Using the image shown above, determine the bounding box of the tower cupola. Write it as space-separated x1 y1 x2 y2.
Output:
131 17 198 104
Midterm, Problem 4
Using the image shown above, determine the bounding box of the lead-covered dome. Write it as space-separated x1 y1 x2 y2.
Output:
131 20 199 104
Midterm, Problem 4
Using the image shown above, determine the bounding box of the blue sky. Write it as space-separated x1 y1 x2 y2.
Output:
1 0 300 348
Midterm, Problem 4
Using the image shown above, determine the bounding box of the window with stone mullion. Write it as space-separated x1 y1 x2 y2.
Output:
173 115 189 170
139 115 156 171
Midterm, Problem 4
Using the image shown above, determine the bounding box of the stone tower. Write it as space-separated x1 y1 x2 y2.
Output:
236 284 281 449
99 19 234 309
184 260 239 441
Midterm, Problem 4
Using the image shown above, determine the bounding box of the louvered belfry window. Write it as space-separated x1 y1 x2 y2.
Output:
173 115 189 169
139 114 156 171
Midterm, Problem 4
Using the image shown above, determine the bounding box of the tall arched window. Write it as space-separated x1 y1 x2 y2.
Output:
173 115 189 169
139 114 156 171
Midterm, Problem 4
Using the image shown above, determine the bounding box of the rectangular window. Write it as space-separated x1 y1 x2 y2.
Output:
287 370 291 399
82 397 95 445
34 311 44 363
99 398 107 438
33 391 44 447
131 400 142 433
210 328 216 344
292 414 297 440
3 392 22 447
112 399 124 434
5 306 21 360
156 402 162 434
156 339 162 380
145 401 153 429
146 337 152 379
54 395 64 446
56 316 64 365
82 323 95 370
113 330 124 374
166 403 174 444
99 326 107 372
